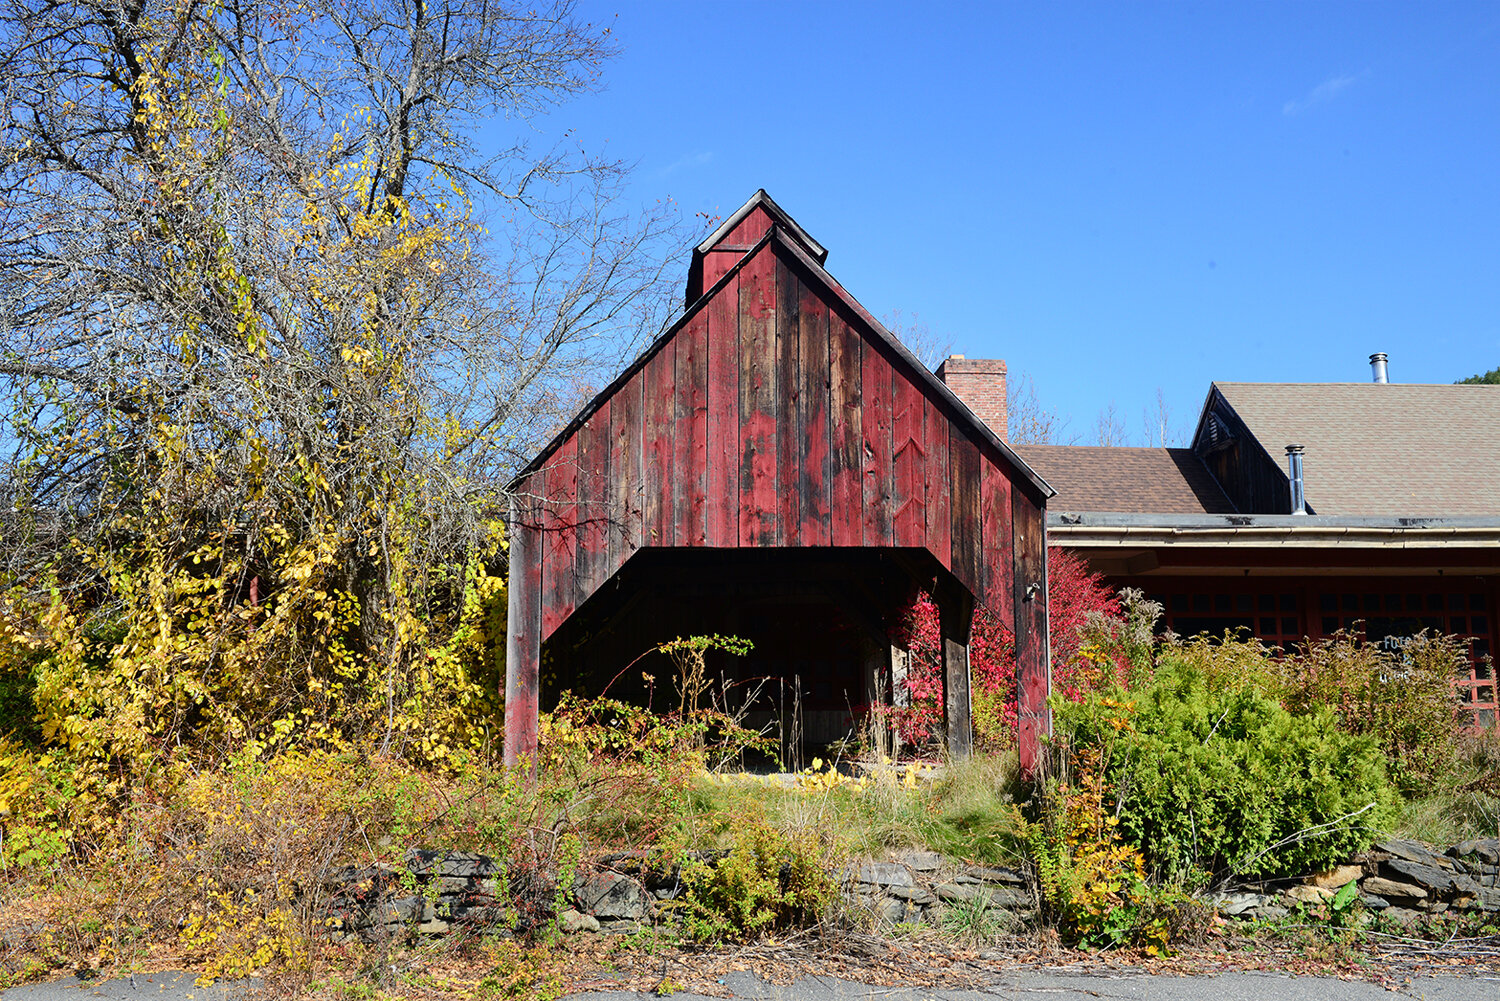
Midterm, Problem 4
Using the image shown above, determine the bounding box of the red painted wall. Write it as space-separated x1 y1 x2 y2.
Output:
514 232 1041 640
506 220 1051 771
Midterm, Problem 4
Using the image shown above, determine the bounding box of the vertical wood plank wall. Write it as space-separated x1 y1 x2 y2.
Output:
515 235 1035 640
505 230 1050 770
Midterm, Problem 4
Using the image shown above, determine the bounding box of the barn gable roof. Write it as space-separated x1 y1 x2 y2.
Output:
514 193 1053 500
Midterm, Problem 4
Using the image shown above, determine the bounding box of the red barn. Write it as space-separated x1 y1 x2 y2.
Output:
504 191 1054 770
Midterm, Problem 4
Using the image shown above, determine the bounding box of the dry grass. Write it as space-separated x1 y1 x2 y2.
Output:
684 753 1027 865
1396 727 1500 846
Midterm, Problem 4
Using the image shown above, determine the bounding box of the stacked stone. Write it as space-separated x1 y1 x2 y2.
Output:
325 850 511 940
842 852 1037 930
1209 837 1500 924
324 848 1038 940
1355 837 1500 922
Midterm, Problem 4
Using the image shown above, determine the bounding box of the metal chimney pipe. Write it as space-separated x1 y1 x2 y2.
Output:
1370 352 1389 383
1286 444 1307 515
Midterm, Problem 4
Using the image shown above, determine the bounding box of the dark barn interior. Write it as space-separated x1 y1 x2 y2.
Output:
540 548 957 766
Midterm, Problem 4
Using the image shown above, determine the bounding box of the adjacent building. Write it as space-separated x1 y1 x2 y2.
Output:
940 358 1500 725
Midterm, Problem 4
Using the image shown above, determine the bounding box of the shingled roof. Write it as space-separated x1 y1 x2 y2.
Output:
1013 445 1236 515
1208 382 1500 517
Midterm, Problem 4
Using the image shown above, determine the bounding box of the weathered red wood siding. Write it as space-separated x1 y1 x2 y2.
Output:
695 205 778 297
513 235 1042 639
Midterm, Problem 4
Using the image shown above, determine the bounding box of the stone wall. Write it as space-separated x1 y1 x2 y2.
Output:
324 848 1035 941
1209 837 1499 924
325 837 1497 941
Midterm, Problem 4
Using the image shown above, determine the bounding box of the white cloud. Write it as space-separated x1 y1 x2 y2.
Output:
658 151 714 176
1282 72 1367 116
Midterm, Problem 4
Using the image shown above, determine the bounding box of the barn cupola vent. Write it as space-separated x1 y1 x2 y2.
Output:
1370 352 1389 383
936 355 1009 440
1286 444 1307 515
684 189 828 306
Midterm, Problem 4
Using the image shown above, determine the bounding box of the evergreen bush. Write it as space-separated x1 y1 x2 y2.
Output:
1057 658 1398 883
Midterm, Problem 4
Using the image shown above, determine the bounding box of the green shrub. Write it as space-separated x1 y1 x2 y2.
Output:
1057 658 1398 883
673 813 836 941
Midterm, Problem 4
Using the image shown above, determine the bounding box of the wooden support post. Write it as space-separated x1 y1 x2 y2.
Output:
503 493 542 776
890 642 910 708
1012 501 1050 779
938 586 974 761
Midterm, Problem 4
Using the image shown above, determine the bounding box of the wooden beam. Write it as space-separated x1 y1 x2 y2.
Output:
1012 499 1049 779
938 584 974 761
504 491 542 776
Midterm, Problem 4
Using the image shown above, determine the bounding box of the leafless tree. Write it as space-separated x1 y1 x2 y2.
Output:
0 0 680 546
1140 387 1188 447
883 308 952 372
1094 401 1128 447
1006 371 1073 445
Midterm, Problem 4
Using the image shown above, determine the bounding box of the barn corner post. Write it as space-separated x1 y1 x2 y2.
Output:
1012 499 1051 781
937 583 975 761
503 490 541 780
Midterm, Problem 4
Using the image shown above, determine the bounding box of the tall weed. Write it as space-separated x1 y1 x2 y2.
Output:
1283 632 1466 793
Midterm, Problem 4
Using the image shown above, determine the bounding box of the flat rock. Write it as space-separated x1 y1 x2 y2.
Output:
406 849 500 879
575 872 648 920
1284 884 1334 904
1382 858 1478 896
378 896 423 923
597 918 641 935
1208 891 1273 917
986 886 1031 909
1306 865 1363 889
1383 906 1423 926
559 908 600 934
1375 838 1456 872
965 864 1027 885
934 881 987 903
1450 838 1500 865
900 851 943 872
888 884 936 904
853 862 913 888
1361 876 1428 901
1360 893 1390 911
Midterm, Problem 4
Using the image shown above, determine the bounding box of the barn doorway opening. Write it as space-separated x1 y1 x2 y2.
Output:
540 547 955 769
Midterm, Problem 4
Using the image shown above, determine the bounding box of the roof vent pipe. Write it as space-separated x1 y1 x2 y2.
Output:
1370 352 1389 383
1286 444 1307 515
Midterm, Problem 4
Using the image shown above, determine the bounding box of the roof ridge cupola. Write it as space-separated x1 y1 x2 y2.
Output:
684 189 828 306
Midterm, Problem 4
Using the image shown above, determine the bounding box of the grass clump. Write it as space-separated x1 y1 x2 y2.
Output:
1395 726 1500 845
685 753 1026 866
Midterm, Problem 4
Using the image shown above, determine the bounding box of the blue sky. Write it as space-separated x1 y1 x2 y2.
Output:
503 1 1500 444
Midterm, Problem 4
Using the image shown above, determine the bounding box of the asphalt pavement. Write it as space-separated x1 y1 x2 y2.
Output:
6 968 1500 1001
564 968 1500 1000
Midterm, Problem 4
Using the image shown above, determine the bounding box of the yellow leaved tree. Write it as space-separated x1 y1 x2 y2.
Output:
0 0 678 821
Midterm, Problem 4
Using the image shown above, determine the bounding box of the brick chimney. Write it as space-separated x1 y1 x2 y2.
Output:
936 355 1007 440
